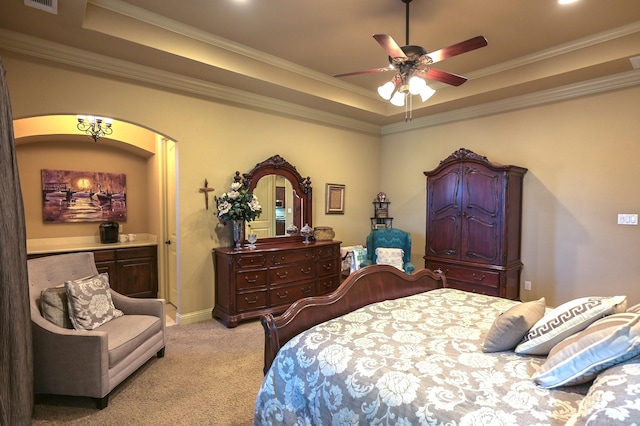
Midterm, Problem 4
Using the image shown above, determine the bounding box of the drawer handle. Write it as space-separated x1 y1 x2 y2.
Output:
244 296 259 304
277 291 289 299
276 271 289 279
322 280 334 288
244 275 259 283
301 286 312 294
472 273 486 281
300 267 312 274
322 263 333 270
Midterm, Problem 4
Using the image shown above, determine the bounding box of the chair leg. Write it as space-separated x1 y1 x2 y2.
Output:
95 395 109 409
157 347 165 358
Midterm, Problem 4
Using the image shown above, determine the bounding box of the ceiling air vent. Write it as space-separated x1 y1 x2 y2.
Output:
24 0 58 15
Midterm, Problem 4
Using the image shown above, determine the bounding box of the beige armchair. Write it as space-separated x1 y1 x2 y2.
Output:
27 252 166 409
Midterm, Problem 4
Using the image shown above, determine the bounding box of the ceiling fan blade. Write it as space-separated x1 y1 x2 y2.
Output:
428 35 488 64
419 68 468 86
373 34 407 59
334 67 393 78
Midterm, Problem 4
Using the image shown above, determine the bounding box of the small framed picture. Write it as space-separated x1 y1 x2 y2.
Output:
325 183 345 214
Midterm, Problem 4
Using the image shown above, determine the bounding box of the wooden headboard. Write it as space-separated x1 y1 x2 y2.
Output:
260 265 447 374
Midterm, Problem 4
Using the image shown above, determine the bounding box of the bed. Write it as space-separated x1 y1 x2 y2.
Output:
255 265 640 425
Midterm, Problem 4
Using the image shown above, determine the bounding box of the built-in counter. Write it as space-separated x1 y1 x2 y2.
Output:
27 234 159 298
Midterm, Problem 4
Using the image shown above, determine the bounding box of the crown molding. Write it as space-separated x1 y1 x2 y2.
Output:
2 28 639 137
382 69 640 135
0 29 381 135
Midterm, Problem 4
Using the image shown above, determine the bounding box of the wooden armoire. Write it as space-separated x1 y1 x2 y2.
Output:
424 148 527 300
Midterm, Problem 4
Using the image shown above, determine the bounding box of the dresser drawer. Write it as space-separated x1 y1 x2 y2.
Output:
269 282 314 307
236 253 268 269
428 262 500 288
270 249 315 265
316 244 339 259
269 263 315 285
317 276 340 295
236 290 268 312
236 269 268 290
316 259 339 277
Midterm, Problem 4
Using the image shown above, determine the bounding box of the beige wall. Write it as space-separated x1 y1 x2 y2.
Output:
3 53 381 322
381 86 640 307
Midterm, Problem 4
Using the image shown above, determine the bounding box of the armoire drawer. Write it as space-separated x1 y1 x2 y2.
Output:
446 280 500 297
429 263 500 288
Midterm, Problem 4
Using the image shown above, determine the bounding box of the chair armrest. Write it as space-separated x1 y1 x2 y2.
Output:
31 314 109 397
404 262 415 274
111 291 165 318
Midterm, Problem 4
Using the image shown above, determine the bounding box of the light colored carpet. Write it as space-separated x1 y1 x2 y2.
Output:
32 318 265 426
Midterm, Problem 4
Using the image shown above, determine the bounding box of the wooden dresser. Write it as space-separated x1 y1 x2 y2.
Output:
424 148 527 300
212 240 342 327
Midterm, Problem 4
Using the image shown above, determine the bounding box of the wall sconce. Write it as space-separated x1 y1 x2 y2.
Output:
77 115 113 142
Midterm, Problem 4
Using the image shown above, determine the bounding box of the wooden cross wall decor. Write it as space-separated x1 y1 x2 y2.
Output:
199 179 215 210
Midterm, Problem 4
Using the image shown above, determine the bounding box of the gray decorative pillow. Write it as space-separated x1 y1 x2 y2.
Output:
65 273 123 330
40 286 73 329
568 358 640 425
483 297 546 352
533 313 640 388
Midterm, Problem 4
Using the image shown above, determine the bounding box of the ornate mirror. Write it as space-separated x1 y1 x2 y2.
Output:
239 154 312 243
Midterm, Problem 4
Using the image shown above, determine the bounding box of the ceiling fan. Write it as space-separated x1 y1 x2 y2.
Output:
334 0 488 110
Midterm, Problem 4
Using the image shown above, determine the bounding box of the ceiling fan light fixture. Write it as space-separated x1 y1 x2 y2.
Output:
390 91 406 107
419 84 435 102
377 81 396 100
408 75 426 95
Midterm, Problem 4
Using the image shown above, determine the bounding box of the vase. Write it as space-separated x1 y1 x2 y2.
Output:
232 219 245 249
300 223 313 244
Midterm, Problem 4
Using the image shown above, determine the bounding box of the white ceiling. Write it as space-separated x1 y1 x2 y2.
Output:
1 0 639 128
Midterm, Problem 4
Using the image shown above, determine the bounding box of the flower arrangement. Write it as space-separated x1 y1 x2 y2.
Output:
215 180 262 223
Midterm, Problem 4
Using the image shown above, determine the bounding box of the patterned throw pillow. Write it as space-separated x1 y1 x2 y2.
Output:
40 286 73 329
532 313 640 388
483 297 546 353
566 358 640 425
375 247 404 270
515 296 627 355
65 273 123 330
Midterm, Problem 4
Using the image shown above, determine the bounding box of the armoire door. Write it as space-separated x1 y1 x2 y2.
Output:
460 164 504 265
426 164 462 259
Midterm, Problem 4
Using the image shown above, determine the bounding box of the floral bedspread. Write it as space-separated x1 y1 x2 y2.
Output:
254 288 589 425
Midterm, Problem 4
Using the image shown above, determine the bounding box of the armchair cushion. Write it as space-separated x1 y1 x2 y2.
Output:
97 315 162 368
375 247 404 270
363 228 414 274
65 273 123 330
41 286 73 329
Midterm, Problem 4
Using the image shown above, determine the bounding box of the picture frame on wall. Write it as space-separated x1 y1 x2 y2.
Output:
325 183 345 214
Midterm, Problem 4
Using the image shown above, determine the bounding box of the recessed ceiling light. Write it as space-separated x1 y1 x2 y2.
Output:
558 0 579 5
630 56 640 70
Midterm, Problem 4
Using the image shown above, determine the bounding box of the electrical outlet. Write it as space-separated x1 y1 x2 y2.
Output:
524 280 532 291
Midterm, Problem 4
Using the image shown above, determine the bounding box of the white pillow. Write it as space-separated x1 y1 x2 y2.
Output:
532 313 640 388
515 295 627 355
375 247 404 270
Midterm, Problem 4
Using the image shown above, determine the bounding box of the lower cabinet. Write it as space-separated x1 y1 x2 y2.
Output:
28 245 158 298
212 240 342 328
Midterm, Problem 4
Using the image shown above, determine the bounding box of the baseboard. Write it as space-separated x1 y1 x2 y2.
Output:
175 308 214 325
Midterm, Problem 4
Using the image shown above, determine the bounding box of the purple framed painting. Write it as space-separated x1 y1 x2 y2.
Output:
41 169 127 223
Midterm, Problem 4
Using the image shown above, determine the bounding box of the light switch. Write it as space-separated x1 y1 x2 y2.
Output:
617 214 638 225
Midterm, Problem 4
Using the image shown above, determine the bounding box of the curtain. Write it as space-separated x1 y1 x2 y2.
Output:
0 56 33 424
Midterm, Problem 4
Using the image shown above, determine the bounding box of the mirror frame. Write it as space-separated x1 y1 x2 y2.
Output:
239 154 312 244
